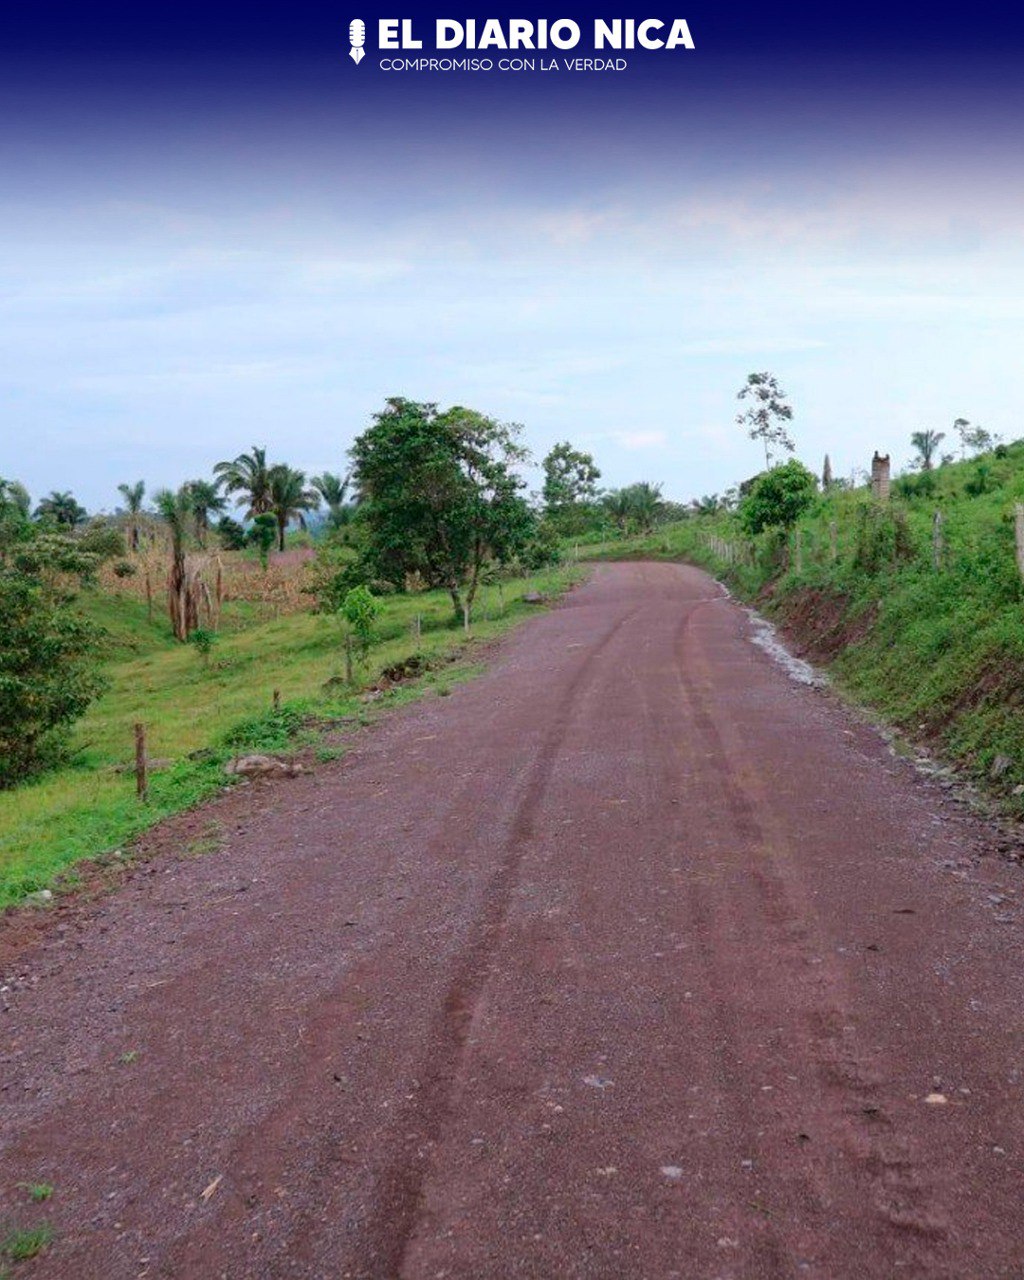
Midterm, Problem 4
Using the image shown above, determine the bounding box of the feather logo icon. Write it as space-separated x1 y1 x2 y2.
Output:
349 19 366 64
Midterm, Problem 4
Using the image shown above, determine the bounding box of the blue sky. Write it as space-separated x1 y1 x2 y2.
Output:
2 4 1024 509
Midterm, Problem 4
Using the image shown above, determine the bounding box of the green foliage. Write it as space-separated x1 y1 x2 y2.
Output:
216 515 248 551
34 490 87 527
964 462 996 496
188 627 218 665
910 429 945 470
603 482 664 534
0 569 107 787
739 460 817 534
736 372 795 467
214 445 273 517
1 1223 54 1262
340 585 380 659
350 397 535 615
894 470 937 499
77 520 126 562
542 442 601 528
852 504 915 574
247 513 278 569
267 465 319 551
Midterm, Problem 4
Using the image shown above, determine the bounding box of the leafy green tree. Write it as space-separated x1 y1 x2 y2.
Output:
183 479 226 547
340 584 380 663
603 482 664 533
116 481 146 551
267 465 319 551
1 478 31 519
910 429 945 471
350 397 535 618
953 418 994 459
739 459 817 534
0 558 106 787
34 490 87 527
247 513 278 569
216 515 248 551
542 442 601 509
214 445 273 517
736 372 795 468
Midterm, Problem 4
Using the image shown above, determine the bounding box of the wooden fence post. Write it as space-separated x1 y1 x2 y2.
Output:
932 510 944 571
344 632 353 685
134 723 148 802
463 601 471 636
1016 504 1024 580
272 688 281 714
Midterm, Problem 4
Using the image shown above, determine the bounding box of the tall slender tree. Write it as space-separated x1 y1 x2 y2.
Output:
214 446 273 517
183 479 226 548
116 480 146 551
910 429 945 471
736 372 795 468
311 471 353 530
267 465 319 551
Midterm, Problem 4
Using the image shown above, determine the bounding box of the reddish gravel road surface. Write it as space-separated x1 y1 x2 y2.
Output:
3 561 1024 1279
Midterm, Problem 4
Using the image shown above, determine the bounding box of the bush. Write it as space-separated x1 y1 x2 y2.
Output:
339 585 380 661
853 505 916 574
0 571 107 786
739 460 818 535
894 471 937 500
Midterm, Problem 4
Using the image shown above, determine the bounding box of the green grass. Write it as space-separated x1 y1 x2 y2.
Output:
1 1224 54 1262
0 566 583 909
597 440 1024 812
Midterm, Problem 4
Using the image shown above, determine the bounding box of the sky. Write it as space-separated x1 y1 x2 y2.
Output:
2 2 1024 510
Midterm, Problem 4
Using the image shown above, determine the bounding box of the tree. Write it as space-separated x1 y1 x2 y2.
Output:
214 445 273 517
153 486 198 641
1 478 31 519
910 429 945 471
247 513 278 569
116 481 146 551
822 455 833 490
542 442 601 511
0 542 106 786
736 372 795 468
953 418 994 459
35 490 87 527
739 459 818 534
350 397 534 618
311 471 354 530
183 479 226 548
267 465 319 551
603 482 664 533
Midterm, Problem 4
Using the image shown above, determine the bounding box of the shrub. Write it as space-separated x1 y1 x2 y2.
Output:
739 460 818 535
853 505 916 574
0 571 107 786
340 585 380 661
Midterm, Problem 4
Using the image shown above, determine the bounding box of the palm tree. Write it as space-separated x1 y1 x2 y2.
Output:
268 465 319 552
0 478 31 518
117 480 146 551
183 479 226 548
310 471 353 529
624 481 664 533
214 445 273 517
911 430 945 472
153 486 197 641
35 490 87 527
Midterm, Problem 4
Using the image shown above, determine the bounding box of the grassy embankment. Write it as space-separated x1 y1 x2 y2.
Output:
585 441 1024 812
0 565 582 909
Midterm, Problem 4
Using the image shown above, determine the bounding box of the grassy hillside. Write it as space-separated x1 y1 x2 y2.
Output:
0 565 581 909
590 441 1024 811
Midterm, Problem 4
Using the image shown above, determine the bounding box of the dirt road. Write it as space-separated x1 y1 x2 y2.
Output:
3 561 1024 1278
